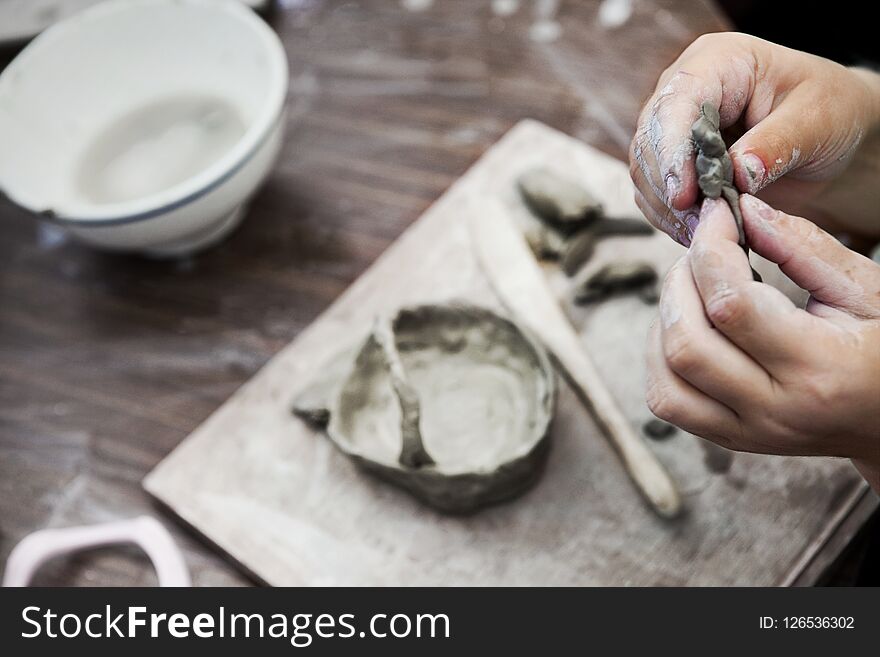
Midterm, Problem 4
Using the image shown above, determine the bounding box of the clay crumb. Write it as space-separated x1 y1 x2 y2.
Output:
573 261 658 304
643 418 676 440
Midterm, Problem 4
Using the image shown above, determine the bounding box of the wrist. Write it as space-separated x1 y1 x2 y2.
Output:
800 67 880 239
849 67 880 133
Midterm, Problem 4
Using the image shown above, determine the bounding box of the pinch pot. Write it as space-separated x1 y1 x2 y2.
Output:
325 304 557 513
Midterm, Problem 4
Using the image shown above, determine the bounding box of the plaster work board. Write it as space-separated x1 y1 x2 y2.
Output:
145 120 872 586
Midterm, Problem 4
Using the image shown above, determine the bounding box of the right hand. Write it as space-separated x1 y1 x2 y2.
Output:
646 195 880 492
629 32 880 246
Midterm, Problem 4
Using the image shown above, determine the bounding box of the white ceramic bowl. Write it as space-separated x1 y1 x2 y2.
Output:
0 0 288 256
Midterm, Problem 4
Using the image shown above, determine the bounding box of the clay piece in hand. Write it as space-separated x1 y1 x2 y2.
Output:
517 167 603 232
573 261 658 305
691 102 761 281
691 103 741 237
301 304 556 514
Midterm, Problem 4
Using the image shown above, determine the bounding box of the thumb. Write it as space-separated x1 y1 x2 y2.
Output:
729 86 863 195
740 194 880 318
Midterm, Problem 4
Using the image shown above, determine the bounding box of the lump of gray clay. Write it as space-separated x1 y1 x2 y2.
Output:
515 167 654 273
692 102 739 235
560 231 597 277
298 304 557 513
517 167 603 231
559 217 655 278
574 261 658 305
691 102 761 282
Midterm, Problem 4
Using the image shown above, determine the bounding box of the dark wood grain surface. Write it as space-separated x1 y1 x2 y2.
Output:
1 0 741 586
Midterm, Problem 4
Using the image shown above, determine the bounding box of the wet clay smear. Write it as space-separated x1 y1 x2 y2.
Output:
691 102 761 281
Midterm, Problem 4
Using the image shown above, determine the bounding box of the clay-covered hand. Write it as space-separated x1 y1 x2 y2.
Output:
646 195 880 491
629 32 880 246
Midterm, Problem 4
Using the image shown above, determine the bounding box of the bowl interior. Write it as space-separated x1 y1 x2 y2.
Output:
333 306 555 474
0 0 286 219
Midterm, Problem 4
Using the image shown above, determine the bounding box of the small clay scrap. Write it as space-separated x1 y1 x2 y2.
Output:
517 167 603 232
516 166 656 277
293 304 556 513
574 261 658 305
524 222 568 260
559 217 655 277
560 231 597 276
588 217 654 238
643 418 676 440
637 285 660 304
691 102 761 281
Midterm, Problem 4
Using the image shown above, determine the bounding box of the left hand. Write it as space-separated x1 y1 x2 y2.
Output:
646 194 880 491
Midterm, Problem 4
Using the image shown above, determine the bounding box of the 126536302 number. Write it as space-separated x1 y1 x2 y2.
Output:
783 617 854 629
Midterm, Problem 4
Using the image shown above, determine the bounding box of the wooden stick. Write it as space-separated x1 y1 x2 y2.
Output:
470 199 682 518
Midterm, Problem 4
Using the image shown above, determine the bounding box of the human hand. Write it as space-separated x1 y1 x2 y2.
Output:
629 32 880 245
646 194 880 490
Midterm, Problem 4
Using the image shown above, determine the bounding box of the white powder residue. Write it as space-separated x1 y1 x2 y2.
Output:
648 112 663 153
530 0 561 43
401 0 433 11
491 0 520 17
660 292 681 328
837 127 864 162
529 19 561 42
597 0 633 29
668 140 693 181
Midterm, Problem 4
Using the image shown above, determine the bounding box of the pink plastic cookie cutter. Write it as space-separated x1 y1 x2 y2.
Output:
2 516 191 587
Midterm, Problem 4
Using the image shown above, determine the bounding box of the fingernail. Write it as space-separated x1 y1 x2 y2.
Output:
664 173 680 204
740 153 766 193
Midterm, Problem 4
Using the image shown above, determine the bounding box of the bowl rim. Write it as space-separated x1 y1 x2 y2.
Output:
0 0 288 226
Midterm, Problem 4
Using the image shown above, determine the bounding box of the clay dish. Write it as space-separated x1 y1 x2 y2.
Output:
326 304 556 513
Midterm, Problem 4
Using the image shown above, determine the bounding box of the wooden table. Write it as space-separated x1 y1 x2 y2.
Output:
0 0 872 586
